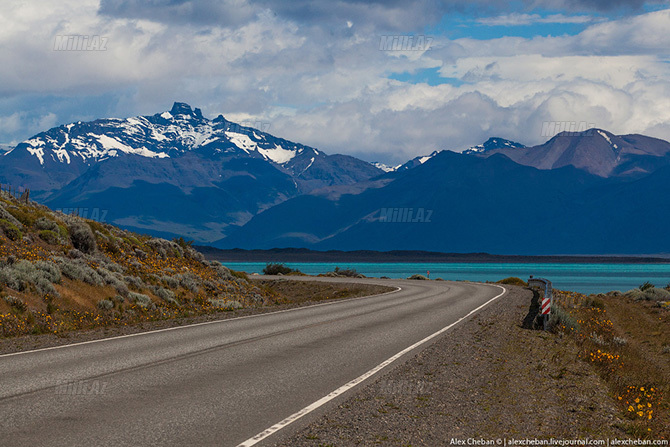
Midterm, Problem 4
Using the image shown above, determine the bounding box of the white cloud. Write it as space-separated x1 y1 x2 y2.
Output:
477 13 602 26
1 0 670 163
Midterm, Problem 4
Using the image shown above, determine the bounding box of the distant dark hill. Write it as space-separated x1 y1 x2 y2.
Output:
220 151 665 254
475 129 670 178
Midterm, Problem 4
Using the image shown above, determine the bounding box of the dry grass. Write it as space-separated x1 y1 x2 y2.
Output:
553 289 669 438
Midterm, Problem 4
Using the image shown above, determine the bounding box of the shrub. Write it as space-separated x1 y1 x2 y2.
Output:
35 217 60 232
583 296 605 309
38 230 61 245
175 273 201 294
97 299 114 310
590 331 606 345
0 219 23 241
34 261 62 283
68 222 97 254
548 304 580 332
123 275 147 291
0 266 25 291
129 292 153 308
155 287 179 305
55 257 104 286
0 204 23 228
263 263 298 275
496 277 528 287
625 287 670 302
34 276 58 297
333 266 360 277
613 336 628 346
6 207 37 227
407 274 428 280
0 261 60 297
208 299 243 310
230 269 249 281
4 295 27 311
160 275 180 289
639 281 655 291
210 263 234 281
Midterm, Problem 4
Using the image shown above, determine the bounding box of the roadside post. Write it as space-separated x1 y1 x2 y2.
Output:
528 277 552 330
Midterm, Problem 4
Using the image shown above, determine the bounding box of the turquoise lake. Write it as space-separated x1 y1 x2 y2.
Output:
221 262 670 295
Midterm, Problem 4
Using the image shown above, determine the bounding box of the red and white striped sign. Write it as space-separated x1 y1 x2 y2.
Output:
541 296 551 315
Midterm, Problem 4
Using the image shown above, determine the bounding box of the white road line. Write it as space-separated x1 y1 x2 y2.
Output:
237 284 507 447
0 286 401 359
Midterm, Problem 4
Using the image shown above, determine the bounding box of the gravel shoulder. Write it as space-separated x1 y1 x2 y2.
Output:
275 285 625 446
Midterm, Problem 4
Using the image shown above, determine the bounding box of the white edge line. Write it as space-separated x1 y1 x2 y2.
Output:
236 284 507 447
0 285 401 359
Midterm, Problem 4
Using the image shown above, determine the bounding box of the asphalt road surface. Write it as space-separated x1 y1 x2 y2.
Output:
0 277 505 447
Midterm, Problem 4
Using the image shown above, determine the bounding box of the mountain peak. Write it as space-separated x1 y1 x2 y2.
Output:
463 137 525 155
170 102 196 118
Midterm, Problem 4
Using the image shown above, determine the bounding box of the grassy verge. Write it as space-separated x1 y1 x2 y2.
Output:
552 289 669 438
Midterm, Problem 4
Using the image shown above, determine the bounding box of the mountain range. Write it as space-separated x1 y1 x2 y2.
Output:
0 103 380 241
2 103 670 254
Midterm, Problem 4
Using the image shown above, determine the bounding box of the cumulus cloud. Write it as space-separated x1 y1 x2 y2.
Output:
477 13 603 25
1 0 670 165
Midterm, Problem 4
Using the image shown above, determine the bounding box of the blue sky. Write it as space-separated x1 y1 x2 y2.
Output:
1 0 670 164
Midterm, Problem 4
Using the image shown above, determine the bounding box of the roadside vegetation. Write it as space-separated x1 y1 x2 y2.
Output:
550 283 669 438
496 276 528 287
0 191 271 338
318 266 363 278
262 262 304 276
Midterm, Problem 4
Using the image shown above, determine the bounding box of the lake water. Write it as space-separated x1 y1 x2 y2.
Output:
221 262 670 295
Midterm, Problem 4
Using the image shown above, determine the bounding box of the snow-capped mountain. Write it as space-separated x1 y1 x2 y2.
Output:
371 162 399 173
0 103 381 241
463 137 525 155
2 102 366 191
394 150 441 172
475 129 670 177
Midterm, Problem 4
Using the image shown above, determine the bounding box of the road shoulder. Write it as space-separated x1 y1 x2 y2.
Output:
276 285 624 446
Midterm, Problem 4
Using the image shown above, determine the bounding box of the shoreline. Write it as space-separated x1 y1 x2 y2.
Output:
197 247 670 264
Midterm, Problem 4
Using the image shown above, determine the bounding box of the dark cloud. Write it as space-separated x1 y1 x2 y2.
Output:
99 0 667 31
98 0 257 28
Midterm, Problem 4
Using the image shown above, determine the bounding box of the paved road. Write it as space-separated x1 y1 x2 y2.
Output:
0 277 505 447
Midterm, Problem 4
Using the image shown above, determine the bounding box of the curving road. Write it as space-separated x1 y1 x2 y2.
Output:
0 277 505 447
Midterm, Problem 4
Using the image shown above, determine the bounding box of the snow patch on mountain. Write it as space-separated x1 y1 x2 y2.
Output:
258 144 296 164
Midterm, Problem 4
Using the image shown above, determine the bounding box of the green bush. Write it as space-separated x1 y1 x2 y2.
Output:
38 230 61 245
35 217 59 232
4 295 27 311
583 296 605 309
0 219 23 241
208 299 243 310
6 207 37 227
155 287 178 305
496 277 528 287
129 292 153 308
68 222 97 254
97 299 114 310
626 287 670 302
639 281 655 291
55 257 104 286
230 269 249 281
174 273 201 293
263 263 297 275
407 274 428 280
548 304 580 332
333 266 359 277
